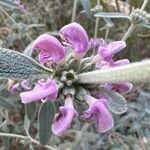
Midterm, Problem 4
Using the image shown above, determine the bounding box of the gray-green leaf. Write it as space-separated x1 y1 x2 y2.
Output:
0 96 15 110
0 0 21 10
80 0 92 19
25 103 37 121
38 101 55 145
99 87 127 114
0 47 52 80
94 12 131 20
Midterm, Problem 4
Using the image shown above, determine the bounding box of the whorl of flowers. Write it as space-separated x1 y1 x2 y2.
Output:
9 22 132 136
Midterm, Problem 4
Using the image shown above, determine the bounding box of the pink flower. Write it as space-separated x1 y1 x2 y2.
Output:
101 59 133 93
9 83 20 94
60 22 89 58
105 82 133 93
20 80 31 90
83 95 114 133
98 41 126 61
90 38 104 49
15 0 25 12
20 79 58 104
51 95 77 136
32 34 66 65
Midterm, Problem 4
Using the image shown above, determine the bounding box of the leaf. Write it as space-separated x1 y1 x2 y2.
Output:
38 101 55 145
141 23 150 29
77 61 150 84
0 0 20 10
99 87 127 114
0 47 52 80
0 96 15 110
25 103 37 121
80 0 92 19
94 12 131 20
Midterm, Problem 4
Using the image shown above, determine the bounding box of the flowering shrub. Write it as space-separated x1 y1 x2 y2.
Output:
0 1 150 148
7 22 133 136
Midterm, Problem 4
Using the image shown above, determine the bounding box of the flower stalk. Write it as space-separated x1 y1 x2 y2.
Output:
121 0 149 41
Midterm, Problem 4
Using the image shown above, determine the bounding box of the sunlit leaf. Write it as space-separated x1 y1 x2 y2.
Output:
0 48 52 80
38 101 55 145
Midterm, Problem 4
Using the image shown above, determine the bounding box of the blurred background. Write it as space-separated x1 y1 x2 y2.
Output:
0 0 150 149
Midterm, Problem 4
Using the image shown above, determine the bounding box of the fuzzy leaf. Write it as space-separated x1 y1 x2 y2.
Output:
38 101 55 145
80 0 92 19
0 0 21 10
77 61 150 84
99 87 127 114
0 47 52 80
0 96 15 110
25 103 37 121
94 12 131 20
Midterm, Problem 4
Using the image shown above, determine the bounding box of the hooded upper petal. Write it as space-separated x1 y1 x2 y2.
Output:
98 41 126 61
20 79 58 104
51 106 77 136
32 34 66 64
105 82 133 93
60 22 89 56
84 98 114 133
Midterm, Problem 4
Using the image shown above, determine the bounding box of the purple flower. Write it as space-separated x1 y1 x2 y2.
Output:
100 59 133 93
20 79 58 104
60 22 89 58
105 83 133 93
9 83 21 94
90 38 104 49
15 0 25 12
98 41 126 61
32 34 66 65
51 95 77 136
21 80 31 90
83 96 114 133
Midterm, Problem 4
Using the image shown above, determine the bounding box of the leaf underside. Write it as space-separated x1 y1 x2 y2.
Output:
0 47 51 80
38 101 55 145
99 87 127 114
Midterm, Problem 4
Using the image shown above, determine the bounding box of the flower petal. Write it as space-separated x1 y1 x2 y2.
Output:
106 82 133 93
20 79 58 104
84 99 114 133
51 107 77 136
21 80 31 90
9 83 21 94
113 59 130 66
32 34 66 64
98 41 126 61
60 22 89 56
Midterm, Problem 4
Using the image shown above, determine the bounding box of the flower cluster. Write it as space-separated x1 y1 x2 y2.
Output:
9 22 132 136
